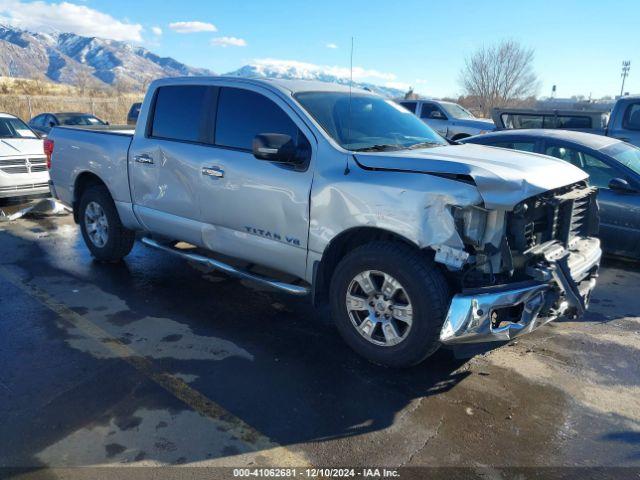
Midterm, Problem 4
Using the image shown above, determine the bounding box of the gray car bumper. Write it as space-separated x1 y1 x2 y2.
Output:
440 238 601 344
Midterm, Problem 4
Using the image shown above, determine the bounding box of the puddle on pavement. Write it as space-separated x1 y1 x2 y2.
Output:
22 271 254 365
36 408 264 467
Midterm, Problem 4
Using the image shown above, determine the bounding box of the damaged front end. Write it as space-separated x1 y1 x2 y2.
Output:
439 182 601 344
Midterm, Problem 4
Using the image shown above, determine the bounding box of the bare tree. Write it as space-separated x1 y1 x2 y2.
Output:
459 40 540 117
75 70 95 96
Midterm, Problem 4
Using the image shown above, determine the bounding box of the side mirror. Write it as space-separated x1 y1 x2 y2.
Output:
430 111 445 120
608 177 636 193
253 133 298 164
105 121 110 126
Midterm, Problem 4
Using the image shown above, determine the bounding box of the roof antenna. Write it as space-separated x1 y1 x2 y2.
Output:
344 36 354 175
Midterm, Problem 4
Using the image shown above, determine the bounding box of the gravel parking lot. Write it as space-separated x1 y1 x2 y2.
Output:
1 203 640 478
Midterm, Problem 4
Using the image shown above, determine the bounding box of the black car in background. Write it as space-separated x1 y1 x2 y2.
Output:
127 102 142 126
28 112 107 137
462 129 640 259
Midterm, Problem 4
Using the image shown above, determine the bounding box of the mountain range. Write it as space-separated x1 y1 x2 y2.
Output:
0 24 213 89
0 24 404 97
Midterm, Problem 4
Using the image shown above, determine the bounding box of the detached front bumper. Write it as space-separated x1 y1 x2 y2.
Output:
439 237 601 344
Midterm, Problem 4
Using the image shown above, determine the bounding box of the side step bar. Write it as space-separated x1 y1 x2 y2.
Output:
141 237 310 296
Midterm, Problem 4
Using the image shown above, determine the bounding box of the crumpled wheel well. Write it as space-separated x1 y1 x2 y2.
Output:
312 226 436 306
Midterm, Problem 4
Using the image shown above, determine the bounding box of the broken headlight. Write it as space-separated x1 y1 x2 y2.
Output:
453 205 488 248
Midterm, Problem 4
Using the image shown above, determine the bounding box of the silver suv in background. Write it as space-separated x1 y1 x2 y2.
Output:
398 99 495 140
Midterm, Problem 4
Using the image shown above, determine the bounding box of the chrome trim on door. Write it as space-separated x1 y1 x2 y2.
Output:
202 166 224 178
134 154 154 164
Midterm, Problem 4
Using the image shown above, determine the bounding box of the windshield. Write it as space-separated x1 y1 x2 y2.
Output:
440 103 475 119
295 92 447 151
602 142 640 176
57 114 105 126
0 117 38 139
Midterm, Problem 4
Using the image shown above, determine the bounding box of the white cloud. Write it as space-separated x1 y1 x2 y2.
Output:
169 21 217 33
0 0 143 41
251 58 398 83
325 43 338 49
151 26 162 36
385 81 411 91
211 36 247 47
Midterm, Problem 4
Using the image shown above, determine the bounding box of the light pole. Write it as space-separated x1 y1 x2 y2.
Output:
620 61 631 97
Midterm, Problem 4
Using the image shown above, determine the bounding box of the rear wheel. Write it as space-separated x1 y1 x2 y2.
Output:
329 242 450 367
78 185 135 262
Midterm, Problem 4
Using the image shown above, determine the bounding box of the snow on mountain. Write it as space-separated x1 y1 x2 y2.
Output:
224 59 406 98
0 25 406 97
0 24 214 89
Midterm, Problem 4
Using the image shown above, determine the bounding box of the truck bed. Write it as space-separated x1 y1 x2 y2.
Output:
48 125 135 210
57 124 135 136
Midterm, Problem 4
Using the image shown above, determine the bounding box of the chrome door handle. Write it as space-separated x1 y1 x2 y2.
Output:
134 153 154 164
202 166 224 178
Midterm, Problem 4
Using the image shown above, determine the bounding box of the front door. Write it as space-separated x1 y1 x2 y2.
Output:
129 84 218 245
196 85 315 279
543 141 640 257
419 102 449 138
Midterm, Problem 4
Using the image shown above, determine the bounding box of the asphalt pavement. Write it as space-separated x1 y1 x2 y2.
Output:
1 201 639 479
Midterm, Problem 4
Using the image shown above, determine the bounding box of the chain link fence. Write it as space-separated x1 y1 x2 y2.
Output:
0 94 144 125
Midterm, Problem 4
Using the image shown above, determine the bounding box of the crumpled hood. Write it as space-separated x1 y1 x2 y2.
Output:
355 143 588 209
0 138 45 157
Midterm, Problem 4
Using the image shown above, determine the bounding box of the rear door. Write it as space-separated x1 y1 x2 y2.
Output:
128 84 218 245
196 85 315 279
542 140 640 257
419 102 449 137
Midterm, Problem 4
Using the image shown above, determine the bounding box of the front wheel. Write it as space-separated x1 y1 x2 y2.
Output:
78 185 135 262
330 242 450 367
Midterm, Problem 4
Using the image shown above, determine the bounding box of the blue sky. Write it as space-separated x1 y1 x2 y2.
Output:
1 0 638 98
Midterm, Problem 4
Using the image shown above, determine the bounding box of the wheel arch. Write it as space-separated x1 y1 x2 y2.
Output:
311 226 434 307
72 171 110 223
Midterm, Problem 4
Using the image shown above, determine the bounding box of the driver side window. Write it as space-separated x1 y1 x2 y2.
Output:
544 144 619 188
420 103 446 120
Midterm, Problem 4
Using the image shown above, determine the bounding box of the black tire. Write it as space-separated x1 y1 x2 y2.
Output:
78 185 135 262
329 242 450 368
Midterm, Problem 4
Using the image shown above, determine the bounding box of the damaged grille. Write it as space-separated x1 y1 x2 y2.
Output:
508 183 598 253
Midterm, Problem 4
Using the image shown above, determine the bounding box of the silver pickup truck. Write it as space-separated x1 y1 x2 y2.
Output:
47 77 602 367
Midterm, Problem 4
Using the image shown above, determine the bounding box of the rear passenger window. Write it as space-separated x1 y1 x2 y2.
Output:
215 88 299 150
151 85 217 143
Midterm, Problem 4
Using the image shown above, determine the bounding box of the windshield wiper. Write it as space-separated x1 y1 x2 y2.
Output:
352 144 403 152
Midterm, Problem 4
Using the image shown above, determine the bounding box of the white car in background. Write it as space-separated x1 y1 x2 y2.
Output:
0 113 49 200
